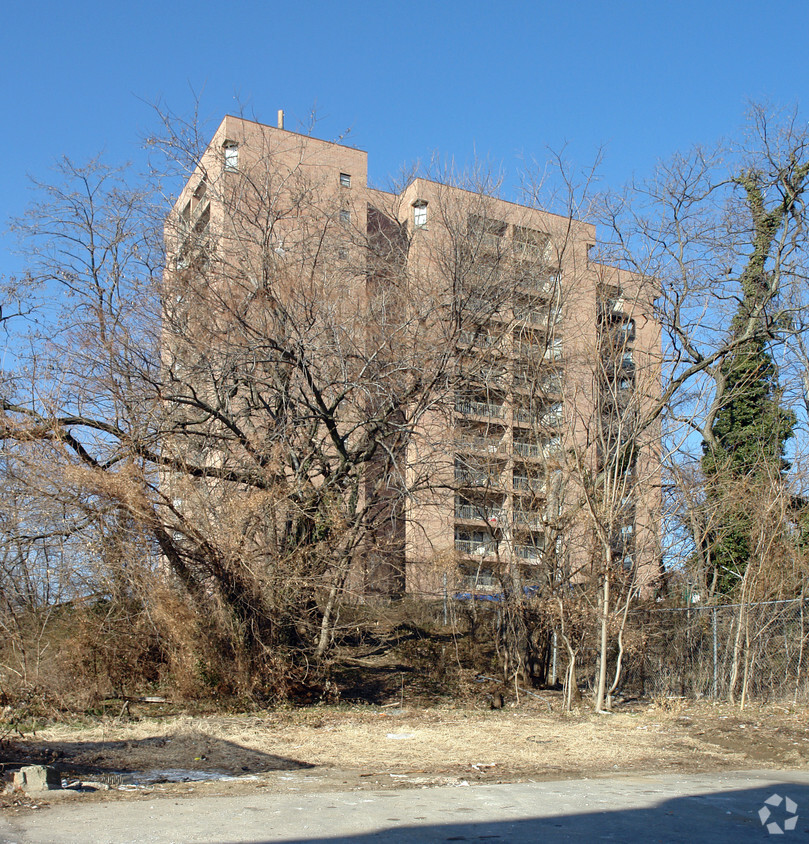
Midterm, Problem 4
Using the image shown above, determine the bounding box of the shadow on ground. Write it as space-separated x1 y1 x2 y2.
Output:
1 731 312 783
231 781 809 843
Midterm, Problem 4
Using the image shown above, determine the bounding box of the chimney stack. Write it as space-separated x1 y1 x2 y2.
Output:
277 109 284 130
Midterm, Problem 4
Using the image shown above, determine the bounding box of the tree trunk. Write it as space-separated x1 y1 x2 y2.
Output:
594 568 610 712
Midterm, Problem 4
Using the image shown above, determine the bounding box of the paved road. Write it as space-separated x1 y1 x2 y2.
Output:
2 770 809 843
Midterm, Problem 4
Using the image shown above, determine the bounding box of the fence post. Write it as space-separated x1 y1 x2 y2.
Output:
712 606 718 699
442 573 448 626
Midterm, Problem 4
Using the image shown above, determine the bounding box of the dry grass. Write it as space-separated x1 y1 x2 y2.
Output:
10 696 808 802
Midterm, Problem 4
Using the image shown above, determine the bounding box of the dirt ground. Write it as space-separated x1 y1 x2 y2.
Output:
2 693 809 811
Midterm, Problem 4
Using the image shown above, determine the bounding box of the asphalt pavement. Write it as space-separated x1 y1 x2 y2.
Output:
2 769 809 843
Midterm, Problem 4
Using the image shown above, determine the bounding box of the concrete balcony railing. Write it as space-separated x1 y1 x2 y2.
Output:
455 399 505 419
455 504 505 524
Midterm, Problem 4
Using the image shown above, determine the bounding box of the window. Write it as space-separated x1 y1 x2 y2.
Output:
339 209 350 225
224 142 239 172
622 350 634 369
413 200 428 228
339 172 351 188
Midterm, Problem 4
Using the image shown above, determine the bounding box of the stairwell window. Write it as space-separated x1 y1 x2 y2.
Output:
339 209 350 225
223 142 239 172
413 199 428 229
339 172 351 188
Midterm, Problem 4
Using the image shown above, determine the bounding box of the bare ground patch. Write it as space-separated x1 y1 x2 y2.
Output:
3 697 809 807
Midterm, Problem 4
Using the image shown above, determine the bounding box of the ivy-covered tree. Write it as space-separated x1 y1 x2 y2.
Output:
702 337 795 590
701 161 805 592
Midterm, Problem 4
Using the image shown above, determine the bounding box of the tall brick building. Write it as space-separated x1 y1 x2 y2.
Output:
164 114 661 601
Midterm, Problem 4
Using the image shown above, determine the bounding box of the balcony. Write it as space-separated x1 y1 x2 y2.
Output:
455 398 505 419
513 370 563 393
513 441 542 459
540 374 563 394
541 403 564 426
479 231 507 256
455 504 505 524
460 570 499 590
513 475 546 494
462 364 509 385
515 271 560 296
597 297 627 323
458 329 497 349
466 295 507 318
516 341 563 362
514 402 563 427
514 305 562 327
455 539 498 557
455 468 493 488
620 352 635 374
514 510 545 531
607 318 635 343
513 436 562 459
514 543 544 561
456 435 507 454
514 407 535 425
512 240 549 263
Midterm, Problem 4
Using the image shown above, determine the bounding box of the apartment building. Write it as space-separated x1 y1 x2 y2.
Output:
164 114 661 601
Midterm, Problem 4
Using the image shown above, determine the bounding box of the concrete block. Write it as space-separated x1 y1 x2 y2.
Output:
13 765 62 792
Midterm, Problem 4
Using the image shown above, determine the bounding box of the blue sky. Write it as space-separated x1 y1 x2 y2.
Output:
2 0 808 275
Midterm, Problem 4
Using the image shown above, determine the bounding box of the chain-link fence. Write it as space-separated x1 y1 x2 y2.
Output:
626 599 809 701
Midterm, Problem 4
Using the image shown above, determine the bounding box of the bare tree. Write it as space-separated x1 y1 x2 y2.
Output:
2 116 590 699
601 106 809 598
